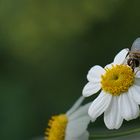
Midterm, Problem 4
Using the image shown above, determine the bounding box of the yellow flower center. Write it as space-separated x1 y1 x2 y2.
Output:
101 65 135 96
45 114 68 140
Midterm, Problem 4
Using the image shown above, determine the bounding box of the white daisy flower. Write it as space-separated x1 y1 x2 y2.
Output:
45 96 91 140
82 48 140 129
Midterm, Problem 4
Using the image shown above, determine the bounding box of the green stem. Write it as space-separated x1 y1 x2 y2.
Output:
89 128 140 139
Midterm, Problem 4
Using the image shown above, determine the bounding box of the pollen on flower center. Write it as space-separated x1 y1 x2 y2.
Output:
45 114 68 140
101 65 135 96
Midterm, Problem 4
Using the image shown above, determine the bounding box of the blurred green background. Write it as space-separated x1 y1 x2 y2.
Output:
1 0 140 140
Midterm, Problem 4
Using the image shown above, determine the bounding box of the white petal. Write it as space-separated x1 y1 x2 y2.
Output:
66 96 85 116
104 96 123 129
113 48 129 64
68 102 91 120
66 116 90 137
105 63 113 69
119 93 139 121
136 72 140 78
134 78 140 86
87 65 105 82
129 85 140 104
135 69 140 78
65 131 89 140
82 82 101 97
88 91 112 121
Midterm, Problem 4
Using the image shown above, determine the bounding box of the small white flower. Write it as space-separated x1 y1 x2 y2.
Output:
45 96 91 140
83 48 140 129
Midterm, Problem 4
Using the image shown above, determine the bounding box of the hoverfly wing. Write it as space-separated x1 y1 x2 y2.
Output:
131 37 140 52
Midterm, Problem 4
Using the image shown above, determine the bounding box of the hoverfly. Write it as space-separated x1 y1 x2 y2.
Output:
127 38 140 71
